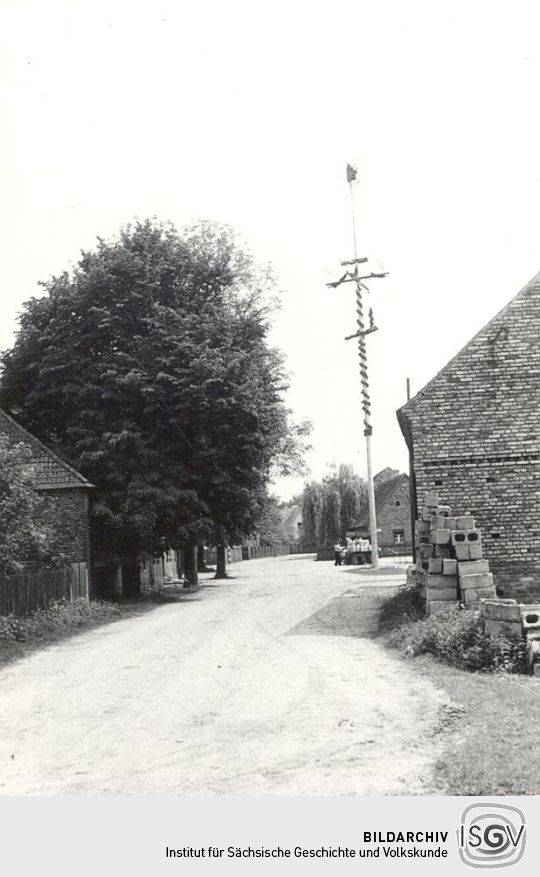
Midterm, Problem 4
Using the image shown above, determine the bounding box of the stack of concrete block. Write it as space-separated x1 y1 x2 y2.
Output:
521 604 540 676
414 491 497 614
414 491 459 615
480 600 523 638
452 513 497 607
480 600 540 675
458 558 497 608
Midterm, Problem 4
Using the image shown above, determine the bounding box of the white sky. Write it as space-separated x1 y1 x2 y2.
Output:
1 0 540 499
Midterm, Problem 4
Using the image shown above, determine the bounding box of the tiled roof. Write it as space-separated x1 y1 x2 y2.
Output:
396 270 540 460
398 270 540 417
353 473 408 529
0 408 93 490
279 505 302 529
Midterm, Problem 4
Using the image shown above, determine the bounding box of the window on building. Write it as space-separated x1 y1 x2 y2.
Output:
393 528 405 545
395 501 401 506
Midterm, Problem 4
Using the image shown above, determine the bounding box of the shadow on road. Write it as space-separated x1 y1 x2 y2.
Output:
341 566 408 579
285 587 396 640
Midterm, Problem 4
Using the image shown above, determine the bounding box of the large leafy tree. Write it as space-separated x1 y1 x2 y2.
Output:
1 220 302 589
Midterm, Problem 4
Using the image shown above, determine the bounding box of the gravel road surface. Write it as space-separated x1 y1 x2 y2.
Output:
0 556 449 795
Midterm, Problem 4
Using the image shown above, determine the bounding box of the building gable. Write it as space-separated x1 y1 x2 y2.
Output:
397 271 540 462
353 473 409 528
396 271 540 600
0 408 92 491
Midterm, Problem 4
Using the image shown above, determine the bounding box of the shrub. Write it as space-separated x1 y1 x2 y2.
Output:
377 584 424 634
0 438 56 574
384 599 527 674
0 598 121 645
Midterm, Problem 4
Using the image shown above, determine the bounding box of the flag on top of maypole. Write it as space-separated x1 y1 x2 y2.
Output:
346 163 358 183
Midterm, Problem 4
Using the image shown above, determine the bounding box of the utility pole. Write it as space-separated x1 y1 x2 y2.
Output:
327 164 388 569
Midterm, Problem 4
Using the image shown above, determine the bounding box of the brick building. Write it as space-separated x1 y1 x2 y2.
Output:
397 272 540 600
0 408 93 569
349 472 412 556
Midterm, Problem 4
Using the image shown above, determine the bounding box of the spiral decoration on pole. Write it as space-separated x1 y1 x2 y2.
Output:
354 269 373 436
325 164 389 569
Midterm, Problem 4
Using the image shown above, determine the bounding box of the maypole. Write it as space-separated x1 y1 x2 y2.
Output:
327 164 388 568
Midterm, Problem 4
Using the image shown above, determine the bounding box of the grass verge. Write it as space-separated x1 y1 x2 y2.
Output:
381 586 527 673
0 586 195 668
418 655 540 795
377 584 539 795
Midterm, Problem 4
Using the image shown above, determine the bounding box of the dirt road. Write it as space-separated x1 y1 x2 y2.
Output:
0 556 450 795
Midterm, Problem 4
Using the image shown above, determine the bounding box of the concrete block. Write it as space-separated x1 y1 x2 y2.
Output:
443 559 457 576
526 638 540 673
424 505 451 523
454 543 470 561
433 544 452 559
457 560 490 577
428 557 443 574
456 515 475 530
460 572 494 591
415 520 430 536
427 574 457 589
433 514 456 530
451 530 467 546
462 587 497 605
423 492 439 508
445 516 457 531
426 586 459 602
476 587 497 598
526 630 540 643
418 543 433 559
484 601 521 622
433 528 451 545
466 528 482 544
521 606 540 631
428 600 459 615
420 560 430 572
469 542 484 560
485 619 523 638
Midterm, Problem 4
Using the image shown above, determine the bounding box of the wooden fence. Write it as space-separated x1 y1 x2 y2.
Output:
136 542 316 594
0 563 89 617
202 546 243 566
140 551 182 590
242 543 313 560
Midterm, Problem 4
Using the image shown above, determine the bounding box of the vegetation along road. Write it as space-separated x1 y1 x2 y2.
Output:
0 556 454 795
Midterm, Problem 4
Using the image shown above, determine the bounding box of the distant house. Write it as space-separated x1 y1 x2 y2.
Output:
348 472 412 556
0 408 93 572
279 504 303 543
397 271 540 601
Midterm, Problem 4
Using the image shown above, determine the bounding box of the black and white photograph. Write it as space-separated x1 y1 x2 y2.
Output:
0 0 539 872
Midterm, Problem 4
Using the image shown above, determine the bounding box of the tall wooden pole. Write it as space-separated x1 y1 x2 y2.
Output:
348 177 379 569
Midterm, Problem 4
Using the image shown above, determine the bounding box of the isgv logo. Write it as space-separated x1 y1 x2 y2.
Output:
458 803 526 868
